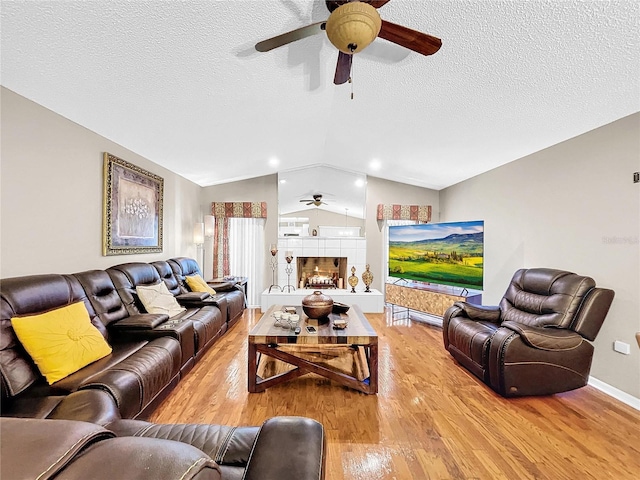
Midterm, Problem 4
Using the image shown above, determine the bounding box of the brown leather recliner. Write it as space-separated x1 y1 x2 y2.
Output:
443 268 614 397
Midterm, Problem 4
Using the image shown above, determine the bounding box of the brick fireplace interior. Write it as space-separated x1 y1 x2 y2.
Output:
297 257 348 289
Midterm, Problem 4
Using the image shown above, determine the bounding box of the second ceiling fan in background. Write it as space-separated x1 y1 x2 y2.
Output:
255 0 442 85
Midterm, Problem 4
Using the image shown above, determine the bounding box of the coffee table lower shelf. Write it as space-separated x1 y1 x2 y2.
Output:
249 343 377 394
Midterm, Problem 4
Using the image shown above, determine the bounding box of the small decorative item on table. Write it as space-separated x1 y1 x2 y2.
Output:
348 266 359 293
272 310 286 328
332 302 350 314
361 264 373 293
332 318 348 330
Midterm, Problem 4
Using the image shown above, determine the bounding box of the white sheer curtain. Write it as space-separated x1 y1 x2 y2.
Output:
228 217 265 307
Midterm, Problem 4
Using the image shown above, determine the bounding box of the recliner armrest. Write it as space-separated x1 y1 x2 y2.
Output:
176 292 211 303
501 321 583 351
111 313 169 330
452 302 501 322
244 416 325 480
206 281 236 292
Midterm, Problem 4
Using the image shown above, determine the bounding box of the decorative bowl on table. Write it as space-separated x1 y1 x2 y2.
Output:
332 302 350 314
302 290 334 322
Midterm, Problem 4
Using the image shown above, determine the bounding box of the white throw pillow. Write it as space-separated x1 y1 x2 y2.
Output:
136 282 186 318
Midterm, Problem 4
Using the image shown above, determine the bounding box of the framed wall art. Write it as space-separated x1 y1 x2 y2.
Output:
103 152 164 255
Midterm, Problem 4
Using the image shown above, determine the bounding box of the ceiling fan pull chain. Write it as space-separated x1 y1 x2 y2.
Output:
350 61 354 100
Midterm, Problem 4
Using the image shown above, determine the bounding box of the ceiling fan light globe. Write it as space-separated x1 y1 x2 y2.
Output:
326 2 382 54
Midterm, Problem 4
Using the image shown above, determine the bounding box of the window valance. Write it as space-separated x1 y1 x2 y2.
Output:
376 204 432 223
211 202 267 219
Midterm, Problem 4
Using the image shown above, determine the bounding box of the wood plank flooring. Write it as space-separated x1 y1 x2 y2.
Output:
150 308 640 479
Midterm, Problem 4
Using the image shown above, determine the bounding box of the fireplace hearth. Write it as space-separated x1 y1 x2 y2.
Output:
297 257 348 289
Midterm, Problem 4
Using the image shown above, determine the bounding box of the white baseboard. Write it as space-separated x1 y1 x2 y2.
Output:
588 376 640 410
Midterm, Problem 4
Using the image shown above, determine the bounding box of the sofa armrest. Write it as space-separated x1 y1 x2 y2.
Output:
0 417 114 480
48 389 121 426
206 281 236 292
111 313 169 330
451 302 500 322
244 416 325 480
501 321 583 351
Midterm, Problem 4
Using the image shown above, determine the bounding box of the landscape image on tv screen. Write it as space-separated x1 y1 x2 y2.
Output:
388 220 484 290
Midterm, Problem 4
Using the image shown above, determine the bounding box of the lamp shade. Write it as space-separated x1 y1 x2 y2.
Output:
193 222 205 244
204 215 215 236
325 2 382 54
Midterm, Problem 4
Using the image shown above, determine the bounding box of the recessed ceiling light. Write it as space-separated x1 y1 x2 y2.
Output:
268 157 279 167
355 178 365 187
279 179 287 184
369 159 381 171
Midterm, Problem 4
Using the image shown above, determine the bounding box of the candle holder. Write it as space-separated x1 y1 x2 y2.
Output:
283 250 296 292
268 244 282 293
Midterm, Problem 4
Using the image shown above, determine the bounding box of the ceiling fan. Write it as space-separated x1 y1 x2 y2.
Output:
300 194 328 207
255 0 442 85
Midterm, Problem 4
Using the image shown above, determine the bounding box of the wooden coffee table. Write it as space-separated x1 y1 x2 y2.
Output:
248 304 378 394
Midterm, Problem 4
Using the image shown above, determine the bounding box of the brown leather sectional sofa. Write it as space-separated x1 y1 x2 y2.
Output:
0 258 326 479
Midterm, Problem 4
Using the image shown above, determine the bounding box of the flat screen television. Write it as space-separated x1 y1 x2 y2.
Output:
388 220 484 291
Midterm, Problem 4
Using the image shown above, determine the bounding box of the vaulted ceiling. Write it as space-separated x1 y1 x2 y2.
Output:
2 1 638 191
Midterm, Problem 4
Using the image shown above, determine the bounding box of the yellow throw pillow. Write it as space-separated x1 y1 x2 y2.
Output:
185 274 216 296
11 301 112 385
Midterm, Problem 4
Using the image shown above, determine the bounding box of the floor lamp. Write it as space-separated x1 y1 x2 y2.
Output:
203 215 215 279
193 222 205 270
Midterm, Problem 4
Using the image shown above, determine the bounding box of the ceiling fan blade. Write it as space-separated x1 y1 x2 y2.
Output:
378 20 442 56
334 51 352 85
255 21 326 52
369 0 392 8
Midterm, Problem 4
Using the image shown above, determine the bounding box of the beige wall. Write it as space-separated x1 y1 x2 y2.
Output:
365 176 441 292
200 175 278 289
440 113 640 398
0 87 203 277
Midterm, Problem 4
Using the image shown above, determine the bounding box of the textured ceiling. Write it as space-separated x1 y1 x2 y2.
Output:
1 1 638 191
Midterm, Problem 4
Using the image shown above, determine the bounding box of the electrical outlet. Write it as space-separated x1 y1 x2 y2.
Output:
613 340 630 355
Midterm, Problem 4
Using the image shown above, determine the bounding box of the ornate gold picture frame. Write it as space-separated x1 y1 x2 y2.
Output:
103 152 164 255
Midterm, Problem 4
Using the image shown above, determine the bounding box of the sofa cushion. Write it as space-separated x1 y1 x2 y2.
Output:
136 282 185 318
11 302 112 384
186 274 216 295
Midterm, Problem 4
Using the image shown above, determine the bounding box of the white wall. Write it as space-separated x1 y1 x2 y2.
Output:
439 113 640 398
0 87 203 277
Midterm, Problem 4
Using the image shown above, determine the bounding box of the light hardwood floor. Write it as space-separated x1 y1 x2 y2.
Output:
150 308 640 479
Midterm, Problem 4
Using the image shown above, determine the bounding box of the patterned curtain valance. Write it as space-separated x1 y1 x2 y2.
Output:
212 202 267 218
376 204 432 223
